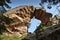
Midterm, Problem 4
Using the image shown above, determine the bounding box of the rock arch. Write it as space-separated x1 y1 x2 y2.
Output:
3 5 52 36
34 8 52 26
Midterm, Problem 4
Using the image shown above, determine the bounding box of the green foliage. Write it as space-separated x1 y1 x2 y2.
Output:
0 0 11 11
0 10 12 24
39 0 60 9
0 11 12 34
0 0 11 8
35 24 48 39
20 34 27 40
0 15 12 24
35 24 48 37
0 34 27 40
0 24 6 34
35 24 47 32
40 0 60 5
0 34 20 40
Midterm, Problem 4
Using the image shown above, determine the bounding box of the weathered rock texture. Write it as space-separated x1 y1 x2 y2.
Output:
35 15 60 40
34 8 52 26
2 5 60 40
50 15 60 26
3 5 35 36
0 5 54 39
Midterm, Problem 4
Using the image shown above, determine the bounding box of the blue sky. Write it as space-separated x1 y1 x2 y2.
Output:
8 0 59 33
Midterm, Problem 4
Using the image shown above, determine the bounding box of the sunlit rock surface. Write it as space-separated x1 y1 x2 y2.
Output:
3 5 35 36
3 5 52 36
50 15 60 26
1 5 59 40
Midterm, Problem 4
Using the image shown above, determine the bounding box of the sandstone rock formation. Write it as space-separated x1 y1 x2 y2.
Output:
3 5 35 36
34 8 52 26
0 5 54 39
50 15 60 26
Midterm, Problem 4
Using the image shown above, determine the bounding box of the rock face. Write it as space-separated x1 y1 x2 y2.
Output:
34 8 52 26
2 5 60 40
50 15 60 26
2 5 56 39
3 5 35 36
3 5 53 36
35 15 60 40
